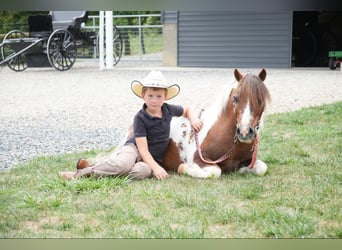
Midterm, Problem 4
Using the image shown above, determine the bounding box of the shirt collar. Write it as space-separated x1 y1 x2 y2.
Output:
142 103 167 119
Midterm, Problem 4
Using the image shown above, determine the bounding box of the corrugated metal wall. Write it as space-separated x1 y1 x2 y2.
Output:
162 11 178 24
177 11 292 68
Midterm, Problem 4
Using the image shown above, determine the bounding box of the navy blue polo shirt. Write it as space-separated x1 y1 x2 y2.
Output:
126 103 184 163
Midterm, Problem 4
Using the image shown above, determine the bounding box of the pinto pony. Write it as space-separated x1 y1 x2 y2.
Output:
162 69 271 178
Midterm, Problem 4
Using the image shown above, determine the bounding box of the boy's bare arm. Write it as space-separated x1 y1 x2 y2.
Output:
183 106 203 132
135 137 169 179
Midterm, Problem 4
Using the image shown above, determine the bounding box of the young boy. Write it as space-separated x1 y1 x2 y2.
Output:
60 71 202 180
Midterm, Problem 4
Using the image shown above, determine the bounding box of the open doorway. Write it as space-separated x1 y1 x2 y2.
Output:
292 11 342 67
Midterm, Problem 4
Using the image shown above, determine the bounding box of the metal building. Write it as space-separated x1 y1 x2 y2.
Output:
162 11 342 68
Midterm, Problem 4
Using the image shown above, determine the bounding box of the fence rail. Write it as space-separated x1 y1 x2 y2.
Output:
85 14 163 62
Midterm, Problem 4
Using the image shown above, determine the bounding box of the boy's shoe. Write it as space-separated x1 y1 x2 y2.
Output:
76 158 91 169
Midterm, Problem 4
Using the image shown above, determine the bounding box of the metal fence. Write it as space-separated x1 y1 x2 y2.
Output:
85 13 163 62
0 13 163 63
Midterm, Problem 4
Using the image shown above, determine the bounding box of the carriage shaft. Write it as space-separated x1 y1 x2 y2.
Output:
0 38 45 66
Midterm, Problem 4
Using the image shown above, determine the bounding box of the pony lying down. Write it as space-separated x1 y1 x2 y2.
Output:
161 68 271 179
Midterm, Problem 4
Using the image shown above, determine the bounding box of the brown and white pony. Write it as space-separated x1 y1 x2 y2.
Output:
162 69 271 178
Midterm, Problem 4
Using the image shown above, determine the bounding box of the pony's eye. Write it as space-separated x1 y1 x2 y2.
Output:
233 96 239 104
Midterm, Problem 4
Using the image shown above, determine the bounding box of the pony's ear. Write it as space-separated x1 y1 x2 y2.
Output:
258 68 266 81
234 69 243 81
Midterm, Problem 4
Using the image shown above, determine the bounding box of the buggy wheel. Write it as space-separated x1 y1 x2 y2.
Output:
47 29 77 71
112 25 122 66
1 30 28 71
97 25 122 66
328 57 337 70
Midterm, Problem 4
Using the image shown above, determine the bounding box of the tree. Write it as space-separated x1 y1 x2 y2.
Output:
113 11 160 55
0 11 48 34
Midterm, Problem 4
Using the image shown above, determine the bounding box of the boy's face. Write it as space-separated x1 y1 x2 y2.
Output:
142 88 167 112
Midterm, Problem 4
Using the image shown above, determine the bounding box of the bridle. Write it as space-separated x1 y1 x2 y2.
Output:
194 105 260 169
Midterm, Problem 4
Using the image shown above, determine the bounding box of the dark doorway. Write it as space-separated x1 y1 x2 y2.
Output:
292 11 342 67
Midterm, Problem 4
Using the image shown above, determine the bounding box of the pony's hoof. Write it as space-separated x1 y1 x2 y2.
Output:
203 166 222 179
177 163 186 174
252 160 268 176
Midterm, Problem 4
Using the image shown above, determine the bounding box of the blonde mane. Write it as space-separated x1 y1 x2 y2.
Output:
198 80 237 142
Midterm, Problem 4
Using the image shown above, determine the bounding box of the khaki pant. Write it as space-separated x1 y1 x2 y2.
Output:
75 144 153 180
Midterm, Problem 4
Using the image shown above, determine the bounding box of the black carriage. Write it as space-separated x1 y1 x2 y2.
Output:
0 11 122 71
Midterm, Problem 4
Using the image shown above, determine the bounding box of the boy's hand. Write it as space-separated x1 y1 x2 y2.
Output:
153 165 169 179
191 118 203 132
183 106 203 132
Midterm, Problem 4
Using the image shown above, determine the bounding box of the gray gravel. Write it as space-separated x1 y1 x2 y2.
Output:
1 59 341 170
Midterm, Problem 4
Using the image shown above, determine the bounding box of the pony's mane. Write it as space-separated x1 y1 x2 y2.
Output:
208 80 237 120
198 82 236 142
239 73 271 110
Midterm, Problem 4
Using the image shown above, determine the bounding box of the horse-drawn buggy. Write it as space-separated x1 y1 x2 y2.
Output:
0 11 122 71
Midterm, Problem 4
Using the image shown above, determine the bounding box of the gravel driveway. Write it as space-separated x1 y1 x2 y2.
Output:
1 60 341 170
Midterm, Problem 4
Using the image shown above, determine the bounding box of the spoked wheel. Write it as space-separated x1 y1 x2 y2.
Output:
97 25 123 66
1 30 28 71
112 25 123 66
47 29 77 71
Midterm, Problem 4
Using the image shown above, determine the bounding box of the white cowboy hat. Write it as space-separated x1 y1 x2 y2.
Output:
131 71 180 100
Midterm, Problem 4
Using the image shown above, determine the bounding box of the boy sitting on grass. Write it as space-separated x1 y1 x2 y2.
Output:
60 70 202 180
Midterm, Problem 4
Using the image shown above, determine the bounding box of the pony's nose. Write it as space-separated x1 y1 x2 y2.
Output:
236 126 255 142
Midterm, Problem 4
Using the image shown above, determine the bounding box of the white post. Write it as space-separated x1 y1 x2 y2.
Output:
99 11 105 70
138 15 142 61
105 11 113 69
92 16 96 59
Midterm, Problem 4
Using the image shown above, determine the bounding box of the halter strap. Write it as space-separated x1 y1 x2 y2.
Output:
248 133 258 169
194 109 259 168
194 131 238 165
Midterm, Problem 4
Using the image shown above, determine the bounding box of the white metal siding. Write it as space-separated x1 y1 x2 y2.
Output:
178 11 292 68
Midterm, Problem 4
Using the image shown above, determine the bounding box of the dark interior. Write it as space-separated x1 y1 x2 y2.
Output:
292 11 342 67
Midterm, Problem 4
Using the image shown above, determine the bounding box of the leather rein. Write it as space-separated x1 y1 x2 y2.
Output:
194 109 259 169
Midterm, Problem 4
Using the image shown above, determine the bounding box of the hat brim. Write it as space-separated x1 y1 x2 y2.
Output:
131 80 180 100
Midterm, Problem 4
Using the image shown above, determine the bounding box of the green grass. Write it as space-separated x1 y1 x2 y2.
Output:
0 102 341 238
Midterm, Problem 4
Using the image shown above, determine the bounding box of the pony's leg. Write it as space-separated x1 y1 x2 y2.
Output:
237 160 267 176
178 163 221 179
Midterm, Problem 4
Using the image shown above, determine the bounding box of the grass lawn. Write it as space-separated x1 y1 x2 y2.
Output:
0 101 341 238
